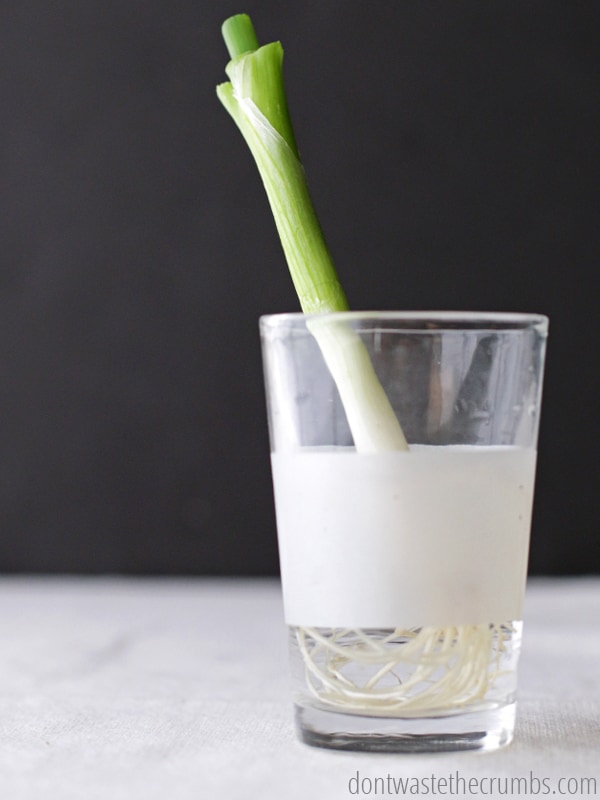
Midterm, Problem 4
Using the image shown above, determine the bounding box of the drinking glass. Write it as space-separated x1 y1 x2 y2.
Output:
260 311 548 752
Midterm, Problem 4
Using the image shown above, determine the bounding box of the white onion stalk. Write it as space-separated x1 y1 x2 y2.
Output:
307 317 408 452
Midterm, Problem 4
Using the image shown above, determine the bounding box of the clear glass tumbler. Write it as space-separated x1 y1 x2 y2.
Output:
260 311 548 753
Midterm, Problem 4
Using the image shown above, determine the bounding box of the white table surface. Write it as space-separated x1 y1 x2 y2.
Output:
0 576 598 799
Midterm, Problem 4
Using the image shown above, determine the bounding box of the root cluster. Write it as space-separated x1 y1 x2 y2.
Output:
296 623 514 715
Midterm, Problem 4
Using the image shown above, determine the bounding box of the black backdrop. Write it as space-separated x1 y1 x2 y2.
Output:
0 1 598 574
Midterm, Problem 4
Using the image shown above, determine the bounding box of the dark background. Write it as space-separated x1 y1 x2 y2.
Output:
0 1 598 575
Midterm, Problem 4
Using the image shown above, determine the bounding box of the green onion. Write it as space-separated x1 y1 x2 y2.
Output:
217 15 507 719
217 13 407 452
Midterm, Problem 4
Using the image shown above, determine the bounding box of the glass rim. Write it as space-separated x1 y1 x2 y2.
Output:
260 310 549 334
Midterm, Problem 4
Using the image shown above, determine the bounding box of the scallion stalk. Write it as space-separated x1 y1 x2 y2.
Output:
217 13 408 452
217 15 508 720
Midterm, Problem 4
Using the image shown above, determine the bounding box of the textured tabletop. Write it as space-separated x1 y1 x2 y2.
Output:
0 577 599 799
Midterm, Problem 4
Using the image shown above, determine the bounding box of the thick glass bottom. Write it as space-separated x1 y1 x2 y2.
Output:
295 701 516 753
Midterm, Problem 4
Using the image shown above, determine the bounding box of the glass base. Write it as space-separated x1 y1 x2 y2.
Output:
295 702 516 753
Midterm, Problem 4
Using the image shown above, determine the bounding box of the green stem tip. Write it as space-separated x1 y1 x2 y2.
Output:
222 14 259 59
